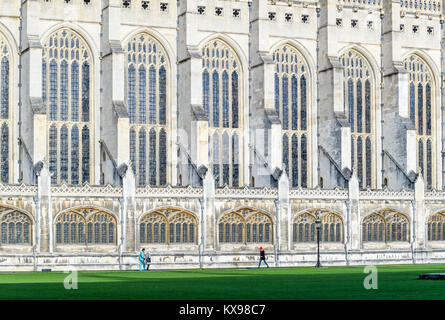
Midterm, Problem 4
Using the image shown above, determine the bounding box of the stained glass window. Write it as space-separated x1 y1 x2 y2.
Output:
159 129 167 186
42 29 92 184
218 208 272 244
202 40 242 187
428 213 445 241
341 50 374 188
82 126 90 183
60 125 69 182
293 210 343 243
125 33 169 186
149 129 157 185
0 207 32 245
138 129 146 186
404 55 434 188
274 45 310 188
141 209 197 244
55 208 116 245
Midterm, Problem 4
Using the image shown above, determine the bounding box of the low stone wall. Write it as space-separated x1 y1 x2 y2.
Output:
2 249 445 272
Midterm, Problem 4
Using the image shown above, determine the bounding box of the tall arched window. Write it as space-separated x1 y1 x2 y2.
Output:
341 50 374 189
273 44 310 188
42 29 92 185
428 212 445 241
0 34 10 183
126 34 169 186
202 40 242 187
55 207 116 245
404 55 434 189
0 207 32 245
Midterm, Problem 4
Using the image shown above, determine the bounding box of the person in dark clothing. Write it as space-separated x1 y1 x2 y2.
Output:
258 246 269 268
145 250 151 271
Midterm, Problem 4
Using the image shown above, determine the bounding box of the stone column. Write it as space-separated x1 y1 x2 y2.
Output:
177 1 209 186
202 171 215 251
348 174 360 251
122 166 135 252
20 0 46 183
249 0 283 187
413 174 425 253
382 1 418 189
36 162 51 253
101 0 130 185
317 1 349 188
33 195 40 253
278 172 290 251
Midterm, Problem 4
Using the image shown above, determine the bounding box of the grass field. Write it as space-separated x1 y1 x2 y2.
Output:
1 264 445 299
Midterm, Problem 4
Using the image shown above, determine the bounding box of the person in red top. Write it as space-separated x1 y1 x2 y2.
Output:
258 246 270 268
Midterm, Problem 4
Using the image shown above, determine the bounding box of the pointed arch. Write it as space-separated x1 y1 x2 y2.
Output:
42 28 93 185
0 31 12 183
273 43 311 188
125 32 170 186
139 207 198 244
428 211 445 241
54 206 117 245
218 207 273 244
292 209 344 243
340 48 376 189
0 205 33 245
202 38 243 187
362 209 410 243
403 53 436 189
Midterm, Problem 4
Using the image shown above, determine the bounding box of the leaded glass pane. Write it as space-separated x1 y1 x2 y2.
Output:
159 66 167 125
128 65 136 123
405 55 435 188
71 126 79 184
81 126 90 183
149 129 157 185
138 65 146 124
49 125 58 184
222 71 229 128
292 134 298 187
43 29 92 185
159 129 167 186
274 45 310 188
1 57 9 120
60 125 68 182
231 72 239 128
203 40 242 187
0 123 8 183
232 133 239 187
222 132 229 185
81 62 90 122
139 129 146 186
60 61 68 121
149 66 156 124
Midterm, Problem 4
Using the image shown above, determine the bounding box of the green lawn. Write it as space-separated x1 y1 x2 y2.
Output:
1 264 445 299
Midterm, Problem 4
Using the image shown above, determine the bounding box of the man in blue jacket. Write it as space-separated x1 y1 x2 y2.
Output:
139 248 146 271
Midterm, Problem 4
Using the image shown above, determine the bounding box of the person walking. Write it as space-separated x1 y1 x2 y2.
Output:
258 246 269 268
145 250 151 271
139 248 146 271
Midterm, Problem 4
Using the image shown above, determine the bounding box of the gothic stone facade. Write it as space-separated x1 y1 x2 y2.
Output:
0 0 445 271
